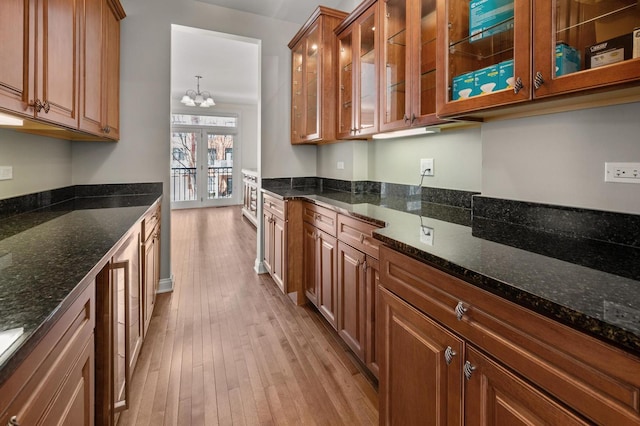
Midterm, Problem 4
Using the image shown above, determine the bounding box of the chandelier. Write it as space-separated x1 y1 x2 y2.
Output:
180 75 215 107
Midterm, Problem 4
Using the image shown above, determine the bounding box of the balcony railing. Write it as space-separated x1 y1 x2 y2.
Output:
171 167 233 202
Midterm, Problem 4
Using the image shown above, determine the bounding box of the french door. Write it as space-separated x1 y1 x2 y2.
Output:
170 127 239 209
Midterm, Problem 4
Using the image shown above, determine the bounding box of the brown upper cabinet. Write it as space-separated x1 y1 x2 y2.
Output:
335 0 379 139
0 0 124 140
437 0 640 118
79 0 124 140
379 0 444 132
289 6 348 144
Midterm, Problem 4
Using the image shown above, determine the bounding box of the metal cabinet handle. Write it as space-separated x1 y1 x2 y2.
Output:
8 416 19 426
513 77 524 94
29 99 45 112
455 302 467 321
444 346 457 365
411 113 417 124
103 125 111 134
359 234 365 243
403 114 410 124
464 361 476 380
534 71 545 90
362 260 368 272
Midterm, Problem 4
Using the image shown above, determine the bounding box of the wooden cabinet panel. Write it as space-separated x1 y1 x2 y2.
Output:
79 0 104 135
379 286 464 426
272 213 286 293
0 0 30 114
337 241 367 361
337 214 381 258
365 256 379 378
35 0 79 127
303 221 319 305
263 210 274 276
317 230 338 328
103 1 121 139
0 282 95 426
465 346 588 426
143 223 159 336
302 201 337 236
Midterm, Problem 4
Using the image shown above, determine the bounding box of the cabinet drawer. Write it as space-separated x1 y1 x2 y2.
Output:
263 194 286 219
380 245 640 425
143 204 160 242
337 215 381 259
302 202 337 236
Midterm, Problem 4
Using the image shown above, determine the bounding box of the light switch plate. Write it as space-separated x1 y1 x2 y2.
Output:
0 166 13 180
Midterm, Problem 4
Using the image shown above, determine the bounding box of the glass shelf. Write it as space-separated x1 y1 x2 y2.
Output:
361 48 375 64
387 28 407 47
556 2 637 34
449 17 514 61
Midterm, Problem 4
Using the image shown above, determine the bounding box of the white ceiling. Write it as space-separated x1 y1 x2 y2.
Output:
171 25 260 106
195 0 344 25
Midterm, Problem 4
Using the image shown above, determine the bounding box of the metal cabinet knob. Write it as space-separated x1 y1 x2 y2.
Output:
464 361 476 380
455 302 467 321
513 77 524 94
534 71 545 90
103 125 111 134
403 114 410 124
444 346 457 365
8 416 19 426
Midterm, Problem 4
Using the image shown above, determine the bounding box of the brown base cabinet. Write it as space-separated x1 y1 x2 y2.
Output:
304 221 339 328
0 283 95 426
142 205 161 337
379 245 640 425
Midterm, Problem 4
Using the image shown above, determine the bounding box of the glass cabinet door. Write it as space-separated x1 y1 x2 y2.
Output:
438 0 531 117
291 42 304 143
305 25 320 139
358 9 377 135
416 0 437 120
533 0 640 98
381 0 409 131
338 30 354 138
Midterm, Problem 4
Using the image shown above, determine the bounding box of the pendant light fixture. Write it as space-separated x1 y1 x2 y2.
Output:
180 75 215 107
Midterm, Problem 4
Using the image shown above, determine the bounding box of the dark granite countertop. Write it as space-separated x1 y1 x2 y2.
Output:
263 187 640 358
0 194 161 385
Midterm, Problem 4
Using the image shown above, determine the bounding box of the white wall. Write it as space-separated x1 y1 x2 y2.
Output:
71 0 306 282
482 102 640 214
0 129 72 199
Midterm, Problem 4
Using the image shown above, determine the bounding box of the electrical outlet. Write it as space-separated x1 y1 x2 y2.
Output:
605 162 640 183
0 166 12 181
420 158 434 176
420 225 434 246
603 301 640 332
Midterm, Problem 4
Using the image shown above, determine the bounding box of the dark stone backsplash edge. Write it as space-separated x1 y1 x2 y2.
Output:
0 183 163 221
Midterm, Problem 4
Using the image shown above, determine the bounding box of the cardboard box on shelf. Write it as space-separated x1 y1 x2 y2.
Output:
555 43 581 76
474 64 500 95
585 33 633 69
469 0 514 42
497 59 514 90
452 71 477 100
634 27 640 59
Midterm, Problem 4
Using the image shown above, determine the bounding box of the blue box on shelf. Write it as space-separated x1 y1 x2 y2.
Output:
474 64 500 95
555 42 581 76
497 59 514 90
452 71 477 100
469 0 514 42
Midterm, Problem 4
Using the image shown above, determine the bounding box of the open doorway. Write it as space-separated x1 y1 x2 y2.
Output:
170 25 260 210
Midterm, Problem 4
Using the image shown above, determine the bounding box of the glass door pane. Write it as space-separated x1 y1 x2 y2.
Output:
338 31 353 137
207 133 234 200
170 132 198 202
292 43 304 142
383 0 408 127
360 12 377 132
305 26 320 137
447 0 515 102
419 0 437 116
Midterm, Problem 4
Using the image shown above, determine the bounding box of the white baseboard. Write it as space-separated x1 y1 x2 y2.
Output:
158 275 174 293
254 259 267 274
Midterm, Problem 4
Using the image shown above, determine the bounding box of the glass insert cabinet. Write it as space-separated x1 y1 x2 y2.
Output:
437 0 640 117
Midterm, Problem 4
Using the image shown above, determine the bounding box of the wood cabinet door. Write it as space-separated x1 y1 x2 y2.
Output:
464 346 589 426
337 241 366 361
303 221 319 305
78 0 104 136
143 231 158 337
35 0 79 127
0 0 30 115
337 27 355 139
103 1 120 139
532 1 640 99
262 211 274 275
317 230 338 329
272 213 286 293
379 286 463 426
291 39 305 143
365 255 379 378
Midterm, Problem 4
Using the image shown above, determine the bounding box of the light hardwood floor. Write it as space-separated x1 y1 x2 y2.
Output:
117 206 378 426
